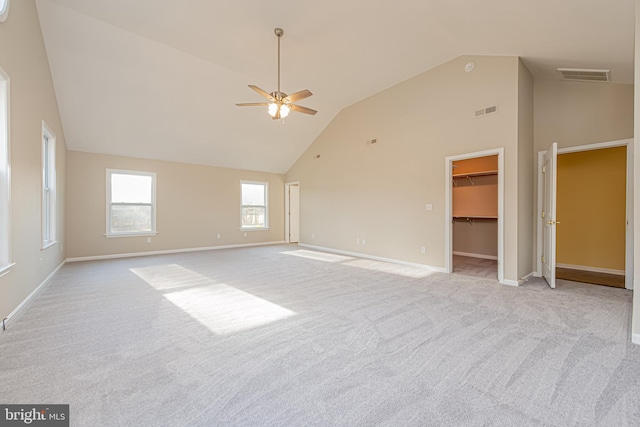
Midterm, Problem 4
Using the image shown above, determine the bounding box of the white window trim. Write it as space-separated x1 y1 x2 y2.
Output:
41 121 57 250
106 169 157 237
240 180 269 230
0 66 11 271
0 0 10 23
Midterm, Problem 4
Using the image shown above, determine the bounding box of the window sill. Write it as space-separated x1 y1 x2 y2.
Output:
41 241 58 251
0 263 16 279
105 232 158 238
240 227 270 231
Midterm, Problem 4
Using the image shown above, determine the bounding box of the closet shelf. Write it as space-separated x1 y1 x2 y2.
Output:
453 216 498 219
452 170 498 179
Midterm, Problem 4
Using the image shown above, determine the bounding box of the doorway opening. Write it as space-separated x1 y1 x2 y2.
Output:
445 148 505 283
536 139 633 290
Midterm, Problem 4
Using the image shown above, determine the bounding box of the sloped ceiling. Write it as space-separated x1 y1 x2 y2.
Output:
35 0 635 173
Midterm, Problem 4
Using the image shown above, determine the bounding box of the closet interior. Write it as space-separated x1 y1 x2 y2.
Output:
452 154 498 279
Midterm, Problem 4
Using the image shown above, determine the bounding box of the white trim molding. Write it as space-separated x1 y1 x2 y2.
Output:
452 251 498 261
632 334 640 346
1 261 65 333
556 263 625 276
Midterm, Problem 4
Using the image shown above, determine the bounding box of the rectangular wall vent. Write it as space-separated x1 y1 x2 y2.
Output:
474 105 498 118
557 68 610 82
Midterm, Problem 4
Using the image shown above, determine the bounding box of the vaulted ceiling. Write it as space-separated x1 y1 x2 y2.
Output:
35 0 635 173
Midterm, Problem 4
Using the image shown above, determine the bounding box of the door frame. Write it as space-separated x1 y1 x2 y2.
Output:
284 181 300 244
535 138 634 289
445 147 505 284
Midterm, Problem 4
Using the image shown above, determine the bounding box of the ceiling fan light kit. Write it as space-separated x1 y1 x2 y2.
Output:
237 28 317 120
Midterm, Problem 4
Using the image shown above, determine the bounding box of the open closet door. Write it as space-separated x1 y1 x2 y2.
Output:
542 142 558 288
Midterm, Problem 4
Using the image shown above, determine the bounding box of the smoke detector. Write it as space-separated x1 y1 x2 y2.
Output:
557 68 610 82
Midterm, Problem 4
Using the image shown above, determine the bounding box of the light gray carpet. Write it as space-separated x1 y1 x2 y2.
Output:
453 255 498 280
1 245 639 426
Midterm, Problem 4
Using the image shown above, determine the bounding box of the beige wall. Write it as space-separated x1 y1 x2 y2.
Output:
66 151 284 258
453 220 498 258
633 0 640 342
286 55 530 282
534 80 634 153
557 147 626 271
0 0 67 320
533 78 634 277
517 59 534 279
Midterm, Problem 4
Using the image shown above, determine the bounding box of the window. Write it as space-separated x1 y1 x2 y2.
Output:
0 0 9 23
106 169 156 236
241 181 268 229
0 67 10 272
41 122 56 248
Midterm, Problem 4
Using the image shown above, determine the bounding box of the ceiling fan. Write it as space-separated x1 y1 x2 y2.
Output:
237 28 317 120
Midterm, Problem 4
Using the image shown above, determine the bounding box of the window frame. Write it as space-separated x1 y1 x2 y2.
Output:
0 66 13 275
0 0 9 23
41 121 57 249
106 169 157 237
240 180 269 230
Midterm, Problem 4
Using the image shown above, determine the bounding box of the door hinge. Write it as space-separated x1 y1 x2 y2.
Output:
542 165 546 173
541 255 545 263
541 210 545 218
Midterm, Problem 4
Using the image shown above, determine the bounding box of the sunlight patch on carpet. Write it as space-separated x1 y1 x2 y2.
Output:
131 264 295 334
281 249 355 263
343 259 437 278
281 249 436 278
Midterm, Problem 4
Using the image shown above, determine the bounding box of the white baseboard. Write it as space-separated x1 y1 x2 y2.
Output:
66 241 286 263
503 272 540 287
501 279 520 286
2 261 65 333
632 334 640 345
453 251 498 261
556 263 624 276
298 244 447 273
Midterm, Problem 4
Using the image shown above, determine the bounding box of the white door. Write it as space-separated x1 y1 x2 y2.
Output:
289 185 300 243
542 142 558 288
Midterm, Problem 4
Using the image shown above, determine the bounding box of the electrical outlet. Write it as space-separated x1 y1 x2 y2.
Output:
421 246 426 254
312 233 315 238
362 239 366 245
243 232 247 237
147 237 151 243
216 233 221 239
425 204 433 211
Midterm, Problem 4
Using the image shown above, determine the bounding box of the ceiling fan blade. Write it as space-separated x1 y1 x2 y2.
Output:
284 89 313 103
248 85 274 101
236 102 270 107
289 104 317 115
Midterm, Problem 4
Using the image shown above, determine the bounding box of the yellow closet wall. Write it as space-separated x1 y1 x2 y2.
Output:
556 146 626 271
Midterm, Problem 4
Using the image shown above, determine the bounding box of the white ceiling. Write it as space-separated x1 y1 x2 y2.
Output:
35 0 635 174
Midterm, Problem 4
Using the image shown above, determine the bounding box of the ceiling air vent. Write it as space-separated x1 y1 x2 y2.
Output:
557 68 610 82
